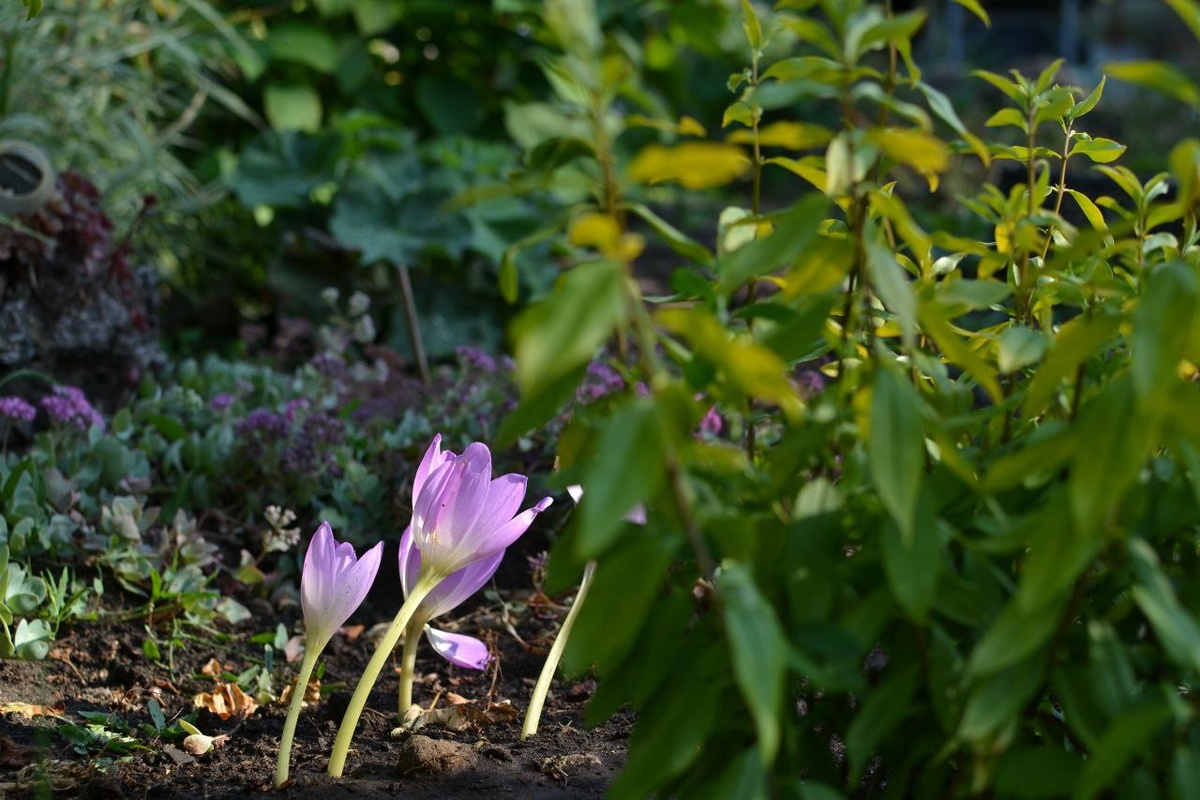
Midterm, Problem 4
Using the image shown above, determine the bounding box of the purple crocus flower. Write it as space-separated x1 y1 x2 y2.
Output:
280 522 383 787
409 434 553 578
300 521 384 654
397 527 496 669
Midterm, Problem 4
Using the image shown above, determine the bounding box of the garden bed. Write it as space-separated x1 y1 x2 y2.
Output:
0 573 626 799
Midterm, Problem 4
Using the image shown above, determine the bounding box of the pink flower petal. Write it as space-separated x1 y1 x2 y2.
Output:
412 434 449 508
300 522 383 653
423 627 491 670
398 528 502 619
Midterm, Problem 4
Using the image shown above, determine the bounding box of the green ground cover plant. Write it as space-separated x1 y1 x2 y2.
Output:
4 0 1200 797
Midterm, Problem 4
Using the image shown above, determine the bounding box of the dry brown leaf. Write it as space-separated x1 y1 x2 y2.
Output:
193 682 259 720
199 658 228 678
0 702 65 719
277 677 321 707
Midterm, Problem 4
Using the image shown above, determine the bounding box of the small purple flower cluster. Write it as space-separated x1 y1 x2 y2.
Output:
235 403 345 478
40 385 104 430
456 345 498 374
698 405 724 437
0 396 37 423
209 393 234 412
577 361 627 403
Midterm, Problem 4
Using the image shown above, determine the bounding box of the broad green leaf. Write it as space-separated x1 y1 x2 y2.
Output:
263 83 322 132
657 308 801 412
952 0 990 27
1069 376 1152 535
882 502 940 620
1172 745 1200 800
266 23 339 73
995 748 1084 798
867 243 918 350
980 424 1077 492
958 659 1043 742
1074 702 1172 800
854 10 927 59
967 595 1065 677
511 259 626 396
1016 502 1098 611
1022 309 1123 418
1033 86 1076 126
691 749 768 800
1066 189 1109 232
998 325 1048 374
1105 60 1200 107
717 194 829 290
561 531 678 677
845 666 918 783
867 367 924 544
972 69 1024 103
721 563 786 763
985 107 1027 131
1132 261 1197 402
1070 76 1107 119
919 302 1004 404
936 279 1012 313
797 783 847 800
628 143 750 190
1129 538 1200 673
544 0 601 57
740 0 763 52
578 399 667 559
915 80 991 165
1068 136 1126 164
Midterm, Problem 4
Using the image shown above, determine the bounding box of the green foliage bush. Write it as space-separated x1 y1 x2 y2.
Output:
495 0 1200 797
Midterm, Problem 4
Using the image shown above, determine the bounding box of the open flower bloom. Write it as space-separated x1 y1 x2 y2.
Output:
300 522 384 654
397 526 498 669
410 435 552 579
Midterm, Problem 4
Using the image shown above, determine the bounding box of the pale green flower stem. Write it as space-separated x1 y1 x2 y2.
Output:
276 648 321 786
328 568 442 777
521 560 596 741
398 611 432 716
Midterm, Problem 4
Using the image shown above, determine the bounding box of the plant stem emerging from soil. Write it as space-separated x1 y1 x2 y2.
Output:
328 569 442 778
276 649 321 786
521 560 596 741
398 611 432 717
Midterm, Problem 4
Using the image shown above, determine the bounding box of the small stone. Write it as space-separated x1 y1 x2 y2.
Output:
396 735 478 775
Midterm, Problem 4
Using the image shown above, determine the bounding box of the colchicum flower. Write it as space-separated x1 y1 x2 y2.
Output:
328 434 552 777
277 522 382 787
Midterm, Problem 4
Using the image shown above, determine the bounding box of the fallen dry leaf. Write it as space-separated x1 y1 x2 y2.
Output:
193 682 259 720
277 676 320 707
0 702 65 719
199 658 229 678
0 736 37 768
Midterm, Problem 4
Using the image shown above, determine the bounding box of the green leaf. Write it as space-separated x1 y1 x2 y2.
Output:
867 243 918 351
967 595 1065 677
716 194 829 290
1105 60 1200 107
263 83 323 133
986 107 1027 131
721 564 786 764
995 748 1084 798
868 367 924 544
511 260 626 397
958 659 1043 742
1132 261 1197 402
1022 309 1122 418
577 399 667 559
1069 376 1151 534
266 23 340 73
952 0 990 27
496 364 587 447
1129 538 1200 673
1068 136 1126 164
845 666 918 783
919 302 1004 404
561 532 678 678
1074 702 1172 800
740 0 763 52
882 501 940 620
622 202 714 266
1066 189 1109 232
998 325 1048 374
1070 76 1107 119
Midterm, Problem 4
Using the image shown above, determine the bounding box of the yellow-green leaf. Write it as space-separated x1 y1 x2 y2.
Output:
952 0 990 27
869 128 950 173
728 121 832 150
628 143 750 190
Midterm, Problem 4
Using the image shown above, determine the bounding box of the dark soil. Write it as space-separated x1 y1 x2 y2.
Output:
0 578 628 799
